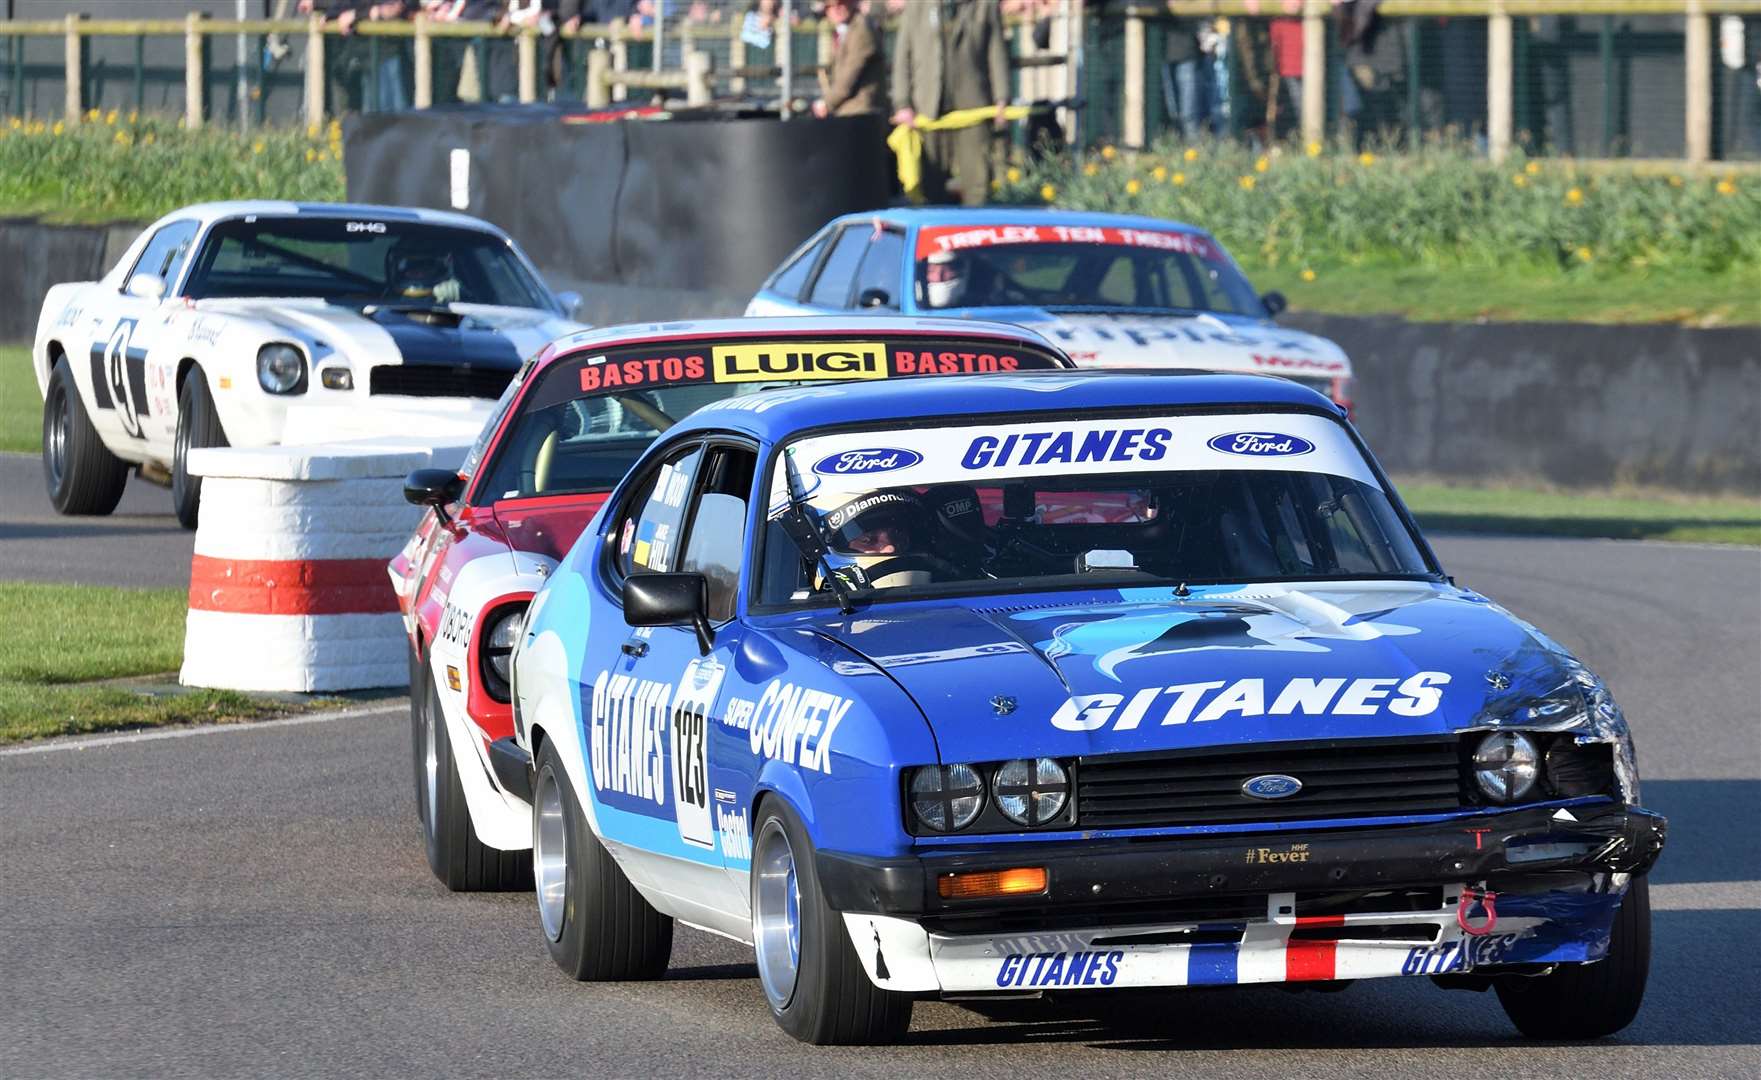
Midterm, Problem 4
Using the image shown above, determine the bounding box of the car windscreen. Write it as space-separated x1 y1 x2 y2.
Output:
914 224 1263 317
182 216 552 309
760 412 1429 606
471 335 1069 505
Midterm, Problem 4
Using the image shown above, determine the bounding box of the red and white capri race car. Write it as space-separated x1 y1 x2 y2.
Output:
388 316 1075 889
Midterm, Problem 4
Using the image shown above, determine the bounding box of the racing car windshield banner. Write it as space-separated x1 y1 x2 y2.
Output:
521 336 1067 411
915 224 1221 262
771 411 1378 516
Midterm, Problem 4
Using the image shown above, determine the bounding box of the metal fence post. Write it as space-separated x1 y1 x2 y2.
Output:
1487 0 1513 163
304 15 325 126
413 13 432 108
517 25 539 103
1122 5 1144 149
611 19 627 102
1301 0 1325 146
63 14 82 124
1684 0 1711 162
777 10 793 114
186 12 207 129
729 30 746 96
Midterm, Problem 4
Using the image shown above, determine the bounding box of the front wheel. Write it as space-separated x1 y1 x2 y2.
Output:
750 801 912 1045
42 356 128 516
533 738 672 980
172 368 228 530
1495 877 1651 1039
416 665 531 892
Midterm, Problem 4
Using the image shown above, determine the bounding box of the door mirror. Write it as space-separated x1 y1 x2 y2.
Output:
556 290 582 317
126 273 166 301
857 287 892 309
1261 290 1288 317
623 572 714 654
404 469 464 524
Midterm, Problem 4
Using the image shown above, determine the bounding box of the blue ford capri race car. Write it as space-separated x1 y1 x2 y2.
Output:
507 370 1665 1045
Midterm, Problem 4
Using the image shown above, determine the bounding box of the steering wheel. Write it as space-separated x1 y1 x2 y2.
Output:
858 553 966 585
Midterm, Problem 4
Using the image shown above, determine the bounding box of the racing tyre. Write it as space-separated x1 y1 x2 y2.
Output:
1495 877 1651 1039
416 667 531 892
42 356 128 516
171 367 228 530
532 738 673 980
750 800 912 1045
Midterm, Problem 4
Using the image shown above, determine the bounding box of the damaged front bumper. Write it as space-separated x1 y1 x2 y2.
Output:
819 800 1665 995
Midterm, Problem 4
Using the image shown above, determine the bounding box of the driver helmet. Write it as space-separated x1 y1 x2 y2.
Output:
387 242 454 300
923 251 968 309
821 490 934 589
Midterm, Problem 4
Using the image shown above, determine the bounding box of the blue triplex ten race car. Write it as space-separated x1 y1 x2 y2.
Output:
507 369 1666 1045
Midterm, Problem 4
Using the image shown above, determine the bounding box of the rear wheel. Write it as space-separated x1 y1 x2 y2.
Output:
1495 877 1651 1039
751 800 912 1045
42 356 128 516
533 738 673 980
172 367 227 530
416 664 530 892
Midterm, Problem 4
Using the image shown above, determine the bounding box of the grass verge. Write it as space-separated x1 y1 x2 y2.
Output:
0 581 308 743
1397 480 1761 546
2 345 38 454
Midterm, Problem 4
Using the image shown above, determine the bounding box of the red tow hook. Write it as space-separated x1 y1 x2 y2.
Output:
1457 886 1499 936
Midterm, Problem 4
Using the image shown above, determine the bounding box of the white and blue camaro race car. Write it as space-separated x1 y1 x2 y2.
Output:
33 200 582 526
507 370 1664 1045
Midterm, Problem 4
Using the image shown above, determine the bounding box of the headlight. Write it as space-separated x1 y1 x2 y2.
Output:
478 606 524 701
993 758 1070 826
256 343 307 394
1473 731 1539 803
908 764 984 832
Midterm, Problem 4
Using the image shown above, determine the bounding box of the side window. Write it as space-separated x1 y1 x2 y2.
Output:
850 229 905 309
610 444 704 580
127 221 200 292
766 233 829 301
806 226 869 308
678 446 758 621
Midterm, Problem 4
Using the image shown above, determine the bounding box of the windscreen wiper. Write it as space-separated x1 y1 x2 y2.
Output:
776 449 859 615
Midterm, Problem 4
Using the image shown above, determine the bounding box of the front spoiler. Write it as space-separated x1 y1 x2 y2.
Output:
817 801 1665 922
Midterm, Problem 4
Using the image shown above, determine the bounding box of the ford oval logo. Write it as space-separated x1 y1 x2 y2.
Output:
812 448 923 476
1208 432 1316 457
1241 774 1303 800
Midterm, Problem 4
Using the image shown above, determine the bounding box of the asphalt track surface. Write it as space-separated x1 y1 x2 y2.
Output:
0 452 194 588
2 535 1757 1077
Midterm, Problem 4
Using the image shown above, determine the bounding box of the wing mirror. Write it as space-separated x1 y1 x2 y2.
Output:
857 287 892 309
404 468 464 524
1261 290 1288 317
623 572 714 654
556 290 583 317
126 273 166 301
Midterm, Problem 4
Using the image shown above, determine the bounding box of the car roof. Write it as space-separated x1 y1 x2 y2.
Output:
826 206 1213 237
532 315 1067 368
145 200 506 235
673 368 1339 442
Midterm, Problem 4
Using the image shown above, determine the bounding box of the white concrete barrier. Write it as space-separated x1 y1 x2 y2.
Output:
180 435 473 693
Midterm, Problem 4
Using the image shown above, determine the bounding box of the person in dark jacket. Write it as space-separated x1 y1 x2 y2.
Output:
890 0 1012 205
814 0 886 117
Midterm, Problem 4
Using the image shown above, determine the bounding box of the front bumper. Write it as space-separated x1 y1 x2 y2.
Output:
818 801 1664 924
820 802 1664 995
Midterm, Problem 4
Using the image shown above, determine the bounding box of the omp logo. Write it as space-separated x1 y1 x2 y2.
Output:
812 448 922 476
1207 432 1316 457
711 341 886 382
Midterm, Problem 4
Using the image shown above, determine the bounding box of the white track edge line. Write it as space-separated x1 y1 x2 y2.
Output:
0 700 407 757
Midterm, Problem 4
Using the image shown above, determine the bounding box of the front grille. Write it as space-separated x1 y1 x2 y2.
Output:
1076 736 1464 829
369 365 513 399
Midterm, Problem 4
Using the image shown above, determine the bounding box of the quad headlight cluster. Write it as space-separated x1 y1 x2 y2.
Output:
906 758 1074 834
1469 730 1614 804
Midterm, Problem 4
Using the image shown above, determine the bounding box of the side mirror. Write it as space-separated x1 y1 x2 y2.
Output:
1261 290 1288 317
126 273 166 301
857 287 892 309
623 572 714 654
556 290 582 317
404 468 464 523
